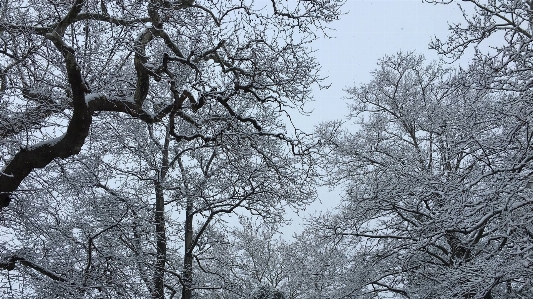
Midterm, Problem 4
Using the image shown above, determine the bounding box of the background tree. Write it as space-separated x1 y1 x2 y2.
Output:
187 217 358 299
195 219 294 299
315 52 533 298
252 286 286 299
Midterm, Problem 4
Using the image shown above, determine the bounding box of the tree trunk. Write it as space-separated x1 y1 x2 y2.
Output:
152 128 170 299
182 196 194 299
152 181 167 299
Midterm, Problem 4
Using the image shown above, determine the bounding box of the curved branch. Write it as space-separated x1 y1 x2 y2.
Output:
54 0 86 37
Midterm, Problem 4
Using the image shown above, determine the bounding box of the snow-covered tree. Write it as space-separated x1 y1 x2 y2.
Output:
0 0 344 298
315 52 533 298
189 217 358 299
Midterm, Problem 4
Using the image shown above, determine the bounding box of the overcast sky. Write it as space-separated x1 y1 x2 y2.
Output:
280 0 469 237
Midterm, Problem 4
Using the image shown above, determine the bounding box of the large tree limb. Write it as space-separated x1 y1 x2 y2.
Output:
0 90 185 208
0 7 90 208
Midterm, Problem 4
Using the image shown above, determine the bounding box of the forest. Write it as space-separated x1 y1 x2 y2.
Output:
1 0 532 298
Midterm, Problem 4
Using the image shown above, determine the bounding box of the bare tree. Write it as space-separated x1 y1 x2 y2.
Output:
183 217 356 299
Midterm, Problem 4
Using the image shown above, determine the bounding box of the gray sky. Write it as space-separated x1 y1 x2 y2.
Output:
281 0 468 237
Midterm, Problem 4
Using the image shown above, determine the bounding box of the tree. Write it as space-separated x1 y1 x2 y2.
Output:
0 0 344 298
198 219 294 299
284 224 365 299
315 52 533 298
0 0 343 209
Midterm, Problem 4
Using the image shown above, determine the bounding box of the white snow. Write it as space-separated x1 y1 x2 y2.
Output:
85 93 103 106
27 133 66 150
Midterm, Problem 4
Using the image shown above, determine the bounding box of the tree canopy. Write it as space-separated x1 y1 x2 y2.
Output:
3 1 533 299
